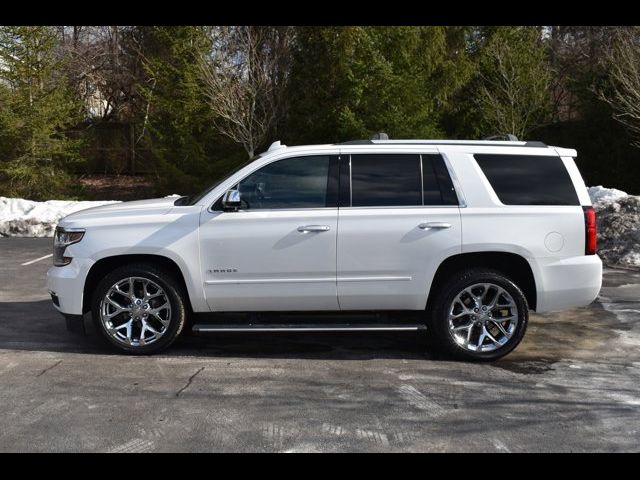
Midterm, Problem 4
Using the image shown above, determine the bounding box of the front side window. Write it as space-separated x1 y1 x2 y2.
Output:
237 155 331 210
351 154 422 207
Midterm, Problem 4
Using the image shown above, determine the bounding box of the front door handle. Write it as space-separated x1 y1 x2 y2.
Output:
418 222 452 230
297 225 331 233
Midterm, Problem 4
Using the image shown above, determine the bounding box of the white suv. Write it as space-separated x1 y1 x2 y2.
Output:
47 138 602 360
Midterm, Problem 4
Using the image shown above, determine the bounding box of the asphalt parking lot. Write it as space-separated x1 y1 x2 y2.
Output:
1 237 639 452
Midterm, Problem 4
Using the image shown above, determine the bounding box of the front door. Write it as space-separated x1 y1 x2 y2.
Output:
199 154 339 311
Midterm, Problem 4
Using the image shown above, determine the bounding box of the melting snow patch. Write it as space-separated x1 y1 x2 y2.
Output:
0 196 119 237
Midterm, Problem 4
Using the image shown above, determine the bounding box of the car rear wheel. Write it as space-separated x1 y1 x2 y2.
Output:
428 269 528 361
91 263 187 354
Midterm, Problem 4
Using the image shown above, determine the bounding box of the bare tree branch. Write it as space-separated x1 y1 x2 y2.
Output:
475 28 551 140
198 26 292 158
598 27 640 148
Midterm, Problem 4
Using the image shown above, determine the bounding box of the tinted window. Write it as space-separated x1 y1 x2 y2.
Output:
474 154 579 206
351 154 422 207
422 154 459 206
238 155 330 209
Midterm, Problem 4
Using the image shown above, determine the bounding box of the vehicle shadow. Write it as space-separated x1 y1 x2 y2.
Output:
1 299 625 368
0 300 624 373
0 300 440 360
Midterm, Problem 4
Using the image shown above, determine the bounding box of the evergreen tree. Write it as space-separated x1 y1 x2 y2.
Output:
0 26 83 199
284 26 472 144
474 26 552 139
135 26 245 195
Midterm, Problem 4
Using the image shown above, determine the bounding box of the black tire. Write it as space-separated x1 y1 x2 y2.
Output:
427 268 528 361
91 262 187 355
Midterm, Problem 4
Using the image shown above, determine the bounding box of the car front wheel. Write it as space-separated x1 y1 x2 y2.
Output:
91 263 187 354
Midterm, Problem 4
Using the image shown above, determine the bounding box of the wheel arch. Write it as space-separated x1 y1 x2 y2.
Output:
82 254 193 314
427 251 537 311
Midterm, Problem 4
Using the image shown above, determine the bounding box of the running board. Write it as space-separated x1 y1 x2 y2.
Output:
192 323 426 333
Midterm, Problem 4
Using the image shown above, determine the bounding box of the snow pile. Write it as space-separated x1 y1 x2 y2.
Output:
588 185 628 204
588 186 640 268
0 197 119 237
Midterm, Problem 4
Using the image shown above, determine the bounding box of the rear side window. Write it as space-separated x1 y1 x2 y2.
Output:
351 154 422 207
474 154 580 206
423 154 459 206
349 153 459 207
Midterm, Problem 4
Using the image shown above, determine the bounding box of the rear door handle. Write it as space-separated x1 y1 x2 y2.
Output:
297 225 331 233
418 222 451 230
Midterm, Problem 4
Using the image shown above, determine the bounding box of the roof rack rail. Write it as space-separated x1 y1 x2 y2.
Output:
336 132 389 145
335 137 548 148
480 134 547 147
370 132 389 140
483 134 519 141
337 139 374 145
334 140 548 148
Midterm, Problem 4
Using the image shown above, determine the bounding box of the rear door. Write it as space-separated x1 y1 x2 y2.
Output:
336 152 462 310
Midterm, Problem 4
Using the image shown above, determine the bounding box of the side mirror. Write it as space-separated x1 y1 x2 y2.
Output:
222 189 241 210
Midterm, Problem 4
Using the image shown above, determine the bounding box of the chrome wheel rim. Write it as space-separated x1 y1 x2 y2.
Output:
447 283 519 353
100 277 172 347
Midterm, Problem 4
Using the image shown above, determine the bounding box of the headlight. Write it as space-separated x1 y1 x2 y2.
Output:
53 227 85 266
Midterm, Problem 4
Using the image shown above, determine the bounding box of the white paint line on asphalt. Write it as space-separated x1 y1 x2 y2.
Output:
107 438 155 453
397 384 446 414
21 254 53 266
493 439 511 453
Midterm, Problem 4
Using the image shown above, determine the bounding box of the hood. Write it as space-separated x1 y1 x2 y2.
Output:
61 197 178 223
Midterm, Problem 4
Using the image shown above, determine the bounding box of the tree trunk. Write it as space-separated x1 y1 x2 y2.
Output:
130 123 136 176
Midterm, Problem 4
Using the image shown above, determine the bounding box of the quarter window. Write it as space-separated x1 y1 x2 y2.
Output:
474 154 580 206
237 155 331 210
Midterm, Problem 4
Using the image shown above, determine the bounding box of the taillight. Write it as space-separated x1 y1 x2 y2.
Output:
583 206 597 255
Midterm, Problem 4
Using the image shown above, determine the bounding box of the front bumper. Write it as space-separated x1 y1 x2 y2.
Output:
46 257 95 315
534 254 603 312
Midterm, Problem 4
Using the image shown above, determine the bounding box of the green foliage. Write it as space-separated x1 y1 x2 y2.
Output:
0 25 637 200
0 26 84 200
135 26 246 195
284 26 473 144
452 27 552 140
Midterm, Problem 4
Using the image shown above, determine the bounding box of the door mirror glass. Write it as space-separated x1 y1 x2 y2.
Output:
222 189 241 210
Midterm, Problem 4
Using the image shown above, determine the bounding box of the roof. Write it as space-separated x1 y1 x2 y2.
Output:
261 139 577 157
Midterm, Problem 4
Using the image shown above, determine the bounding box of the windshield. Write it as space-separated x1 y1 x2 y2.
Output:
181 155 262 206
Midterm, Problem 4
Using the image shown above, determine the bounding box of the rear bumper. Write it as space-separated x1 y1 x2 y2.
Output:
534 254 603 312
46 258 94 315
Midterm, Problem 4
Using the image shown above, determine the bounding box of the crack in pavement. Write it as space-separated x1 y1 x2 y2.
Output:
175 367 204 397
36 360 62 377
